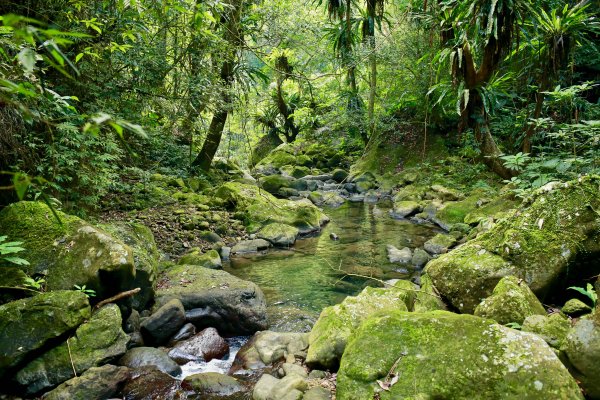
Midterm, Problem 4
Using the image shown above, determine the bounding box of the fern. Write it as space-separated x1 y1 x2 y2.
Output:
0 236 30 266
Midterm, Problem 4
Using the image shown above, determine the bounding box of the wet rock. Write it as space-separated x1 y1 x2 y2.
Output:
411 248 431 267
0 201 135 299
120 366 184 400
231 331 309 372
173 327 229 362
167 348 200 365
41 364 129 400
343 183 356 193
562 298 592 317
15 304 129 395
423 233 457 255
390 200 421 218
178 248 222 269
0 290 90 378
306 284 414 369
167 323 196 346
119 347 181 376
231 239 272 254
156 267 267 335
386 245 412 264
562 310 600 398
337 311 582 399
474 276 546 325
257 223 299 247
183 372 244 398
140 299 186 346
522 313 570 349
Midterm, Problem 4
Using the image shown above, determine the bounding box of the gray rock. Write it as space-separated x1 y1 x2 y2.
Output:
423 233 457 255
167 348 200 365
332 169 349 183
220 246 231 260
41 365 130 400
253 373 308 400
119 347 182 376
282 362 307 378
141 299 186 345
124 310 141 333
167 323 196 346
391 200 421 218
127 332 144 349
411 248 431 267
562 312 600 398
303 387 331 400
183 372 244 398
363 190 379 203
257 223 299 247
231 239 272 254
308 370 327 379
231 331 309 372
173 327 229 362
386 245 413 264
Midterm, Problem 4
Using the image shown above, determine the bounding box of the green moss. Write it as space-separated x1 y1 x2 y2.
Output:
474 276 546 325
178 248 222 269
257 150 297 169
434 195 480 227
260 174 294 194
522 313 570 349
464 194 517 225
337 311 582 400
306 284 414 370
413 274 446 313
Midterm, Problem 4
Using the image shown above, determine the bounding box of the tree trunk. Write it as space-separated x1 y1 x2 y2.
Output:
191 0 243 171
366 11 376 142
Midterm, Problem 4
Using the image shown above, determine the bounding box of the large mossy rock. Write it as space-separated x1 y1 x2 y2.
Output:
427 176 600 313
562 309 600 398
15 304 129 395
474 276 546 325
256 145 298 169
0 291 90 378
306 283 415 370
522 313 571 349
257 223 299 247
259 174 296 194
214 182 328 233
337 310 583 400
0 202 136 298
41 364 130 400
98 222 159 310
156 265 267 335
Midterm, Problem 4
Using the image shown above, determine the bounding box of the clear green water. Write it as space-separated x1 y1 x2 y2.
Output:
224 200 440 332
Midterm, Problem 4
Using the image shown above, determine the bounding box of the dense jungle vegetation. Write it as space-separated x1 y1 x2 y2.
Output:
0 0 597 211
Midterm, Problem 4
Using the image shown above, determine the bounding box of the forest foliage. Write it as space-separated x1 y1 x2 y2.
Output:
0 0 598 211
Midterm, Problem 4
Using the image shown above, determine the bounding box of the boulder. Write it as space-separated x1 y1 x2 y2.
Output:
0 201 135 298
413 274 446 313
303 387 331 400
168 323 196 345
260 175 296 195
15 304 129 395
423 233 457 255
256 148 297 169
306 284 415 369
140 299 186 345
390 200 421 219
474 276 546 325
41 364 129 400
336 311 582 399
214 182 328 234
393 185 426 202
430 184 464 201
178 248 222 269
183 372 244 398
385 245 412 264
0 291 90 378
562 310 600 398
98 222 159 310
231 331 309 372
253 373 308 400
173 327 229 362
411 248 430 267
562 298 592 316
332 169 349 183
522 313 570 349
257 223 299 247
427 176 600 313
156 266 267 335
119 347 181 376
432 195 479 230
231 239 272 254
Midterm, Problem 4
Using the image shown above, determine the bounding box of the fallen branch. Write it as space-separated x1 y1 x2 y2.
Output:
93 287 141 310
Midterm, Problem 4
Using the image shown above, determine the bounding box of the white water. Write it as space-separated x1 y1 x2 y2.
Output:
177 336 248 379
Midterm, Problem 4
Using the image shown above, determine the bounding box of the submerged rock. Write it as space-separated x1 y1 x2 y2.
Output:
306 284 415 370
41 364 129 400
0 290 90 378
427 176 600 313
156 266 267 335
15 304 129 395
385 245 412 264
474 276 546 325
337 311 582 399
0 201 135 298
120 366 183 400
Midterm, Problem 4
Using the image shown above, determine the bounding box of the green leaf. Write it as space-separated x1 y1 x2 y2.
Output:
17 48 36 73
13 172 30 200
2 256 30 266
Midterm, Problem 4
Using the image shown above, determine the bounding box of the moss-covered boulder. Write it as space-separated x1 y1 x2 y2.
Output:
337 311 582 399
562 310 600 398
413 274 446 313
423 233 457 255
522 313 570 349
0 202 135 298
427 176 600 313
178 248 222 269
257 223 299 247
281 165 311 179
251 132 284 166
15 304 129 395
463 193 518 225
230 331 309 372
306 283 415 370
214 182 328 233
260 174 296 194
182 372 244 398
474 276 546 325
390 200 421 219
98 222 159 310
562 298 592 316
432 195 480 230
41 364 130 400
256 147 297 169
0 291 90 378
156 265 267 335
